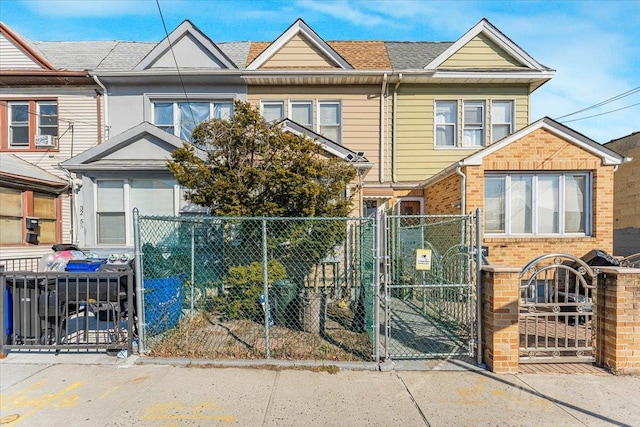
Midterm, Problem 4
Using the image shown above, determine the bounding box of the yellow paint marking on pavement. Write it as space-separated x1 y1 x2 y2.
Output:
0 381 82 425
143 401 233 423
100 385 120 399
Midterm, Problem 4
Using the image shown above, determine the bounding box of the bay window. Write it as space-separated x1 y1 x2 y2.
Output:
153 100 233 141
484 173 590 235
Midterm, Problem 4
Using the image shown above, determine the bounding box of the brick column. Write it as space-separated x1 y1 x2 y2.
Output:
597 267 640 374
481 265 521 374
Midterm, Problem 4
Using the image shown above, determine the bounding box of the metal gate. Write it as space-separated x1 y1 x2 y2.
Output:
519 254 597 363
382 212 480 359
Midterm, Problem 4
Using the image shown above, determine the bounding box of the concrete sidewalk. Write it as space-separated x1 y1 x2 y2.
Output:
1 353 639 426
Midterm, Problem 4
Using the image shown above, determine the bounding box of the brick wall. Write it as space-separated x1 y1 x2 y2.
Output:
424 174 462 214
465 128 616 268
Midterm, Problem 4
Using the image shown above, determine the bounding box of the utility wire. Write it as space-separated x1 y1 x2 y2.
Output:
555 86 640 119
560 101 640 123
0 100 98 127
155 0 195 136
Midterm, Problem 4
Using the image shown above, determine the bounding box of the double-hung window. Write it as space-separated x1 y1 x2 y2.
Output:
318 101 341 143
4 101 58 150
435 101 457 147
153 101 233 141
491 100 514 142
262 101 285 123
290 101 313 128
96 179 177 245
462 101 485 147
484 173 590 235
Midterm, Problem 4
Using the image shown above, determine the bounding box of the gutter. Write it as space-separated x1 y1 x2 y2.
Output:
380 73 388 183
92 75 109 141
392 73 402 183
456 166 466 214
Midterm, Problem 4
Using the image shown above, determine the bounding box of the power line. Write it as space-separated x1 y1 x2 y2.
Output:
0 100 98 127
555 86 640 120
560 101 640 123
155 0 195 134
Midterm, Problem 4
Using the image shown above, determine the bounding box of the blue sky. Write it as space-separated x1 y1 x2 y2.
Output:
3 0 639 143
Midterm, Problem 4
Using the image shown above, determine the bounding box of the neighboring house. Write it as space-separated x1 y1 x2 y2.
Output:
422 117 625 266
0 22 99 260
604 131 640 256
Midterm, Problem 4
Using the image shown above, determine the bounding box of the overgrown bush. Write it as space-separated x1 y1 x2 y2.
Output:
214 259 287 321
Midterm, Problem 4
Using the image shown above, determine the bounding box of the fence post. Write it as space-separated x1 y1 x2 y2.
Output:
373 215 380 362
475 208 482 365
133 208 146 354
190 223 195 312
263 218 270 358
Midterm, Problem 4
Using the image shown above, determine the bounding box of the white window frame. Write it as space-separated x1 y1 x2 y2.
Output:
434 100 458 148
491 100 514 143
484 172 592 237
94 178 181 246
260 100 285 123
462 100 485 147
289 100 314 128
317 100 342 144
8 101 30 148
36 101 58 138
147 95 235 140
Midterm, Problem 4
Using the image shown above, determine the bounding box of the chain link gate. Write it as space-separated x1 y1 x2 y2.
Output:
382 212 479 360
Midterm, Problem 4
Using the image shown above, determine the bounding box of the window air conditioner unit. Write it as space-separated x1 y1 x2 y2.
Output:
35 135 57 148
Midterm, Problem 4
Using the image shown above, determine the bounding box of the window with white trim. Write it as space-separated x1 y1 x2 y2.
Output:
462 101 485 147
491 100 514 142
96 178 178 245
152 101 233 140
484 173 590 236
261 101 284 123
318 101 341 143
3 101 58 150
290 101 313 128
435 101 457 147
37 102 58 138
9 102 29 147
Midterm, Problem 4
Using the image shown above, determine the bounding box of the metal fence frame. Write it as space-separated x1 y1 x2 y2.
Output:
135 212 379 361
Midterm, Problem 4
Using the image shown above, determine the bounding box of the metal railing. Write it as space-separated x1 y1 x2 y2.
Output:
1 257 41 273
1 270 134 355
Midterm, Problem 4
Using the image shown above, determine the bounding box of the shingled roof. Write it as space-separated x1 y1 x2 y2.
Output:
385 42 453 69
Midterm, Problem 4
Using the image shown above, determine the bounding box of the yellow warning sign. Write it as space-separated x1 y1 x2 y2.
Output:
415 249 432 271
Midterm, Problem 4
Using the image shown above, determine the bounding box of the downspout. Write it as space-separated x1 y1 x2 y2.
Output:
456 165 466 214
93 75 109 141
379 73 388 183
392 73 402 183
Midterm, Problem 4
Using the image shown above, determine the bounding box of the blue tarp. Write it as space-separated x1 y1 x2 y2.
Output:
144 273 185 335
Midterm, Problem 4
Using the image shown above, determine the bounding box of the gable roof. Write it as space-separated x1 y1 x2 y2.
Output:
278 119 372 170
425 19 550 71
62 122 185 171
462 117 625 166
246 19 353 70
0 22 54 70
134 20 237 70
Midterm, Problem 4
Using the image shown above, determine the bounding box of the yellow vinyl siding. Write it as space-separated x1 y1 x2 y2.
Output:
248 85 381 182
441 34 525 69
394 85 529 182
261 34 338 69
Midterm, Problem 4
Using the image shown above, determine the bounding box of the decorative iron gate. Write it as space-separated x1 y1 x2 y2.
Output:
519 254 597 363
382 213 480 359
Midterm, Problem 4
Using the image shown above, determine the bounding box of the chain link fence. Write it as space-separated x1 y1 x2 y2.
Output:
136 215 377 361
384 214 477 358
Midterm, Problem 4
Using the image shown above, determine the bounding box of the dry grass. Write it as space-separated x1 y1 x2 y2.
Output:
148 302 372 362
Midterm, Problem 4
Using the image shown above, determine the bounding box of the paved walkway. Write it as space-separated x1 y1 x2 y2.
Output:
1 352 639 426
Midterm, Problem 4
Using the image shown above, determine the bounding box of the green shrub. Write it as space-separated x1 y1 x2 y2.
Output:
215 259 287 321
